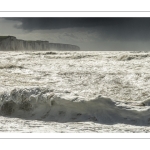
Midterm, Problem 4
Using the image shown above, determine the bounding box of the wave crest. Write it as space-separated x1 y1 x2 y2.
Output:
0 87 150 125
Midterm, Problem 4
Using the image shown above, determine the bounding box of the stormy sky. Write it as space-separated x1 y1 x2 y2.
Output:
0 17 150 51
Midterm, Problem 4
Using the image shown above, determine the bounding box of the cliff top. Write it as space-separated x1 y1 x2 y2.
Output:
0 36 16 41
0 36 9 41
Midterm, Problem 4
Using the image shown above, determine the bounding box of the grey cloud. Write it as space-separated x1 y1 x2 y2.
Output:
4 17 150 41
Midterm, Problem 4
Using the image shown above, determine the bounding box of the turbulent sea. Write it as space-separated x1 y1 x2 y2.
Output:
0 51 150 133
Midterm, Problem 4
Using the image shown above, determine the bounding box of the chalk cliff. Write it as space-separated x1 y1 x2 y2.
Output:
0 36 80 51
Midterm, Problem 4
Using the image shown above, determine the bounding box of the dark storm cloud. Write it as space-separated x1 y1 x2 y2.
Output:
5 17 150 41
6 18 122 30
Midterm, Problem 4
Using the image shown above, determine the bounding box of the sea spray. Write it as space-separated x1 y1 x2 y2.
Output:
0 87 150 125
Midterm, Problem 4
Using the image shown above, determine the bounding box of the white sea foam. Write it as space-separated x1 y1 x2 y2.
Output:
0 51 150 132
0 87 149 125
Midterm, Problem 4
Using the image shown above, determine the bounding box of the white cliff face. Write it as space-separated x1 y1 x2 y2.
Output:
0 36 80 51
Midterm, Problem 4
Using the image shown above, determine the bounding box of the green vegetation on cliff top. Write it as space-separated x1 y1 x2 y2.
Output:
0 36 9 41
0 36 9 38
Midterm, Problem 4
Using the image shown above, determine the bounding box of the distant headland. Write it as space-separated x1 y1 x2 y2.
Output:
0 36 80 51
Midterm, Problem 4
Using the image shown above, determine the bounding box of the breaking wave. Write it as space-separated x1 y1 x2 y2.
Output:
0 87 150 125
117 54 150 61
0 63 23 69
